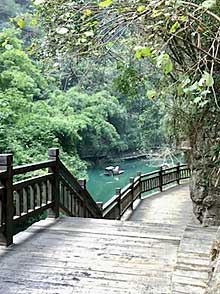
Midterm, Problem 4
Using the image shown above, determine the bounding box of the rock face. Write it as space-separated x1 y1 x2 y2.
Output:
190 174 220 226
189 133 220 226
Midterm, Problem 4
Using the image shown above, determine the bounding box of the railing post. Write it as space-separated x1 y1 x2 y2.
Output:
116 188 121 219
78 179 86 189
137 171 142 199
78 179 87 217
96 201 103 217
130 177 134 210
48 148 60 218
0 154 13 246
159 166 163 192
177 162 180 185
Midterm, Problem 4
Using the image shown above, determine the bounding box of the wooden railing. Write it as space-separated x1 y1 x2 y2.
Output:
101 164 191 220
0 148 101 246
0 147 191 246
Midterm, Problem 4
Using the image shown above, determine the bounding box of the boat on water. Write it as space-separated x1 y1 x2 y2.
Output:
104 166 124 176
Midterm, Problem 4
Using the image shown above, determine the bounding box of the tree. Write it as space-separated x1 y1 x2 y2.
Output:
34 0 220 225
0 29 87 177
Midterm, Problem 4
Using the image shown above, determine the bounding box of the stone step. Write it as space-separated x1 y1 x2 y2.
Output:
171 224 218 294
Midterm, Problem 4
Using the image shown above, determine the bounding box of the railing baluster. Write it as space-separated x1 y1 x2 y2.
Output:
129 177 134 210
137 171 142 199
23 188 28 214
47 180 52 203
159 167 163 192
29 186 34 211
116 188 121 220
15 191 21 217
70 193 73 215
177 162 180 185
35 183 40 208
45 181 49 204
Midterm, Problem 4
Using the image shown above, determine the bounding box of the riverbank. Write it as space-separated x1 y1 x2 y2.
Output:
84 148 167 166
81 148 160 160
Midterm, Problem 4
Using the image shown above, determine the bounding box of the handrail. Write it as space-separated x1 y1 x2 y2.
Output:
0 148 102 246
13 160 56 175
102 164 191 220
0 148 191 247
58 160 102 218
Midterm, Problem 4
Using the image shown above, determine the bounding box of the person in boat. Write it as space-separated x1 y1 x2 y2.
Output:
113 166 120 175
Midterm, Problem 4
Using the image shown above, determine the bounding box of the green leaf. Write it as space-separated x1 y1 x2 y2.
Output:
141 47 152 57
98 0 113 8
135 47 151 59
163 58 173 75
157 53 173 75
180 15 187 22
151 10 163 18
202 71 214 87
137 5 145 13
147 89 157 99
135 49 142 59
82 9 93 17
170 22 179 33
17 18 25 29
29 18 38 27
177 84 183 96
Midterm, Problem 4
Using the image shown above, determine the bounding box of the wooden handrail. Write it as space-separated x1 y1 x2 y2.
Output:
0 149 102 246
13 160 56 175
0 148 191 247
102 164 191 220
58 159 102 218
13 173 54 190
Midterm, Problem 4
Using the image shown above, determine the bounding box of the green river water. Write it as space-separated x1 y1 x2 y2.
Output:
87 158 165 203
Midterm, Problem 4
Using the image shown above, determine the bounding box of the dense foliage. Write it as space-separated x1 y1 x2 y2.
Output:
32 0 220 224
0 21 164 177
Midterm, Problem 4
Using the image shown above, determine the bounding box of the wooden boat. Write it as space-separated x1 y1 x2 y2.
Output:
104 166 114 176
104 166 124 176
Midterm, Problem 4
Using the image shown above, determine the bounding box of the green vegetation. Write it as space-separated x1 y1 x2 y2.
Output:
31 0 220 224
0 22 164 177
2 0 220 224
